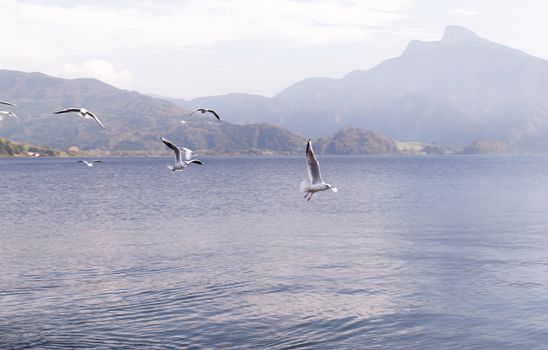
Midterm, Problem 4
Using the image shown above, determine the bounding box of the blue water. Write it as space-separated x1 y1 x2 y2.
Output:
2 155 548 349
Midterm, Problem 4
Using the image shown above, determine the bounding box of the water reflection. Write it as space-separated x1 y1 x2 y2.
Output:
2 156 548 348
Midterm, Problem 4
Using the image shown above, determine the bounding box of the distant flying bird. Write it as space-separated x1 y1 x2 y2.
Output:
0 101 15 107
54 108 105 129
161 137 203 171
300 139 337 201
188 108 222 122
0 111 18 120
78 160 103 167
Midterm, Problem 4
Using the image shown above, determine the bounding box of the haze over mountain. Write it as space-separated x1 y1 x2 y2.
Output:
180 26 548 151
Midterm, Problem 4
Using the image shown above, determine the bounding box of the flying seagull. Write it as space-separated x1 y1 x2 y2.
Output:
0 111 18 120
0 101 15 107
300 139 337 201
54 108 105 129
161 137 203 171
187 108 221 122
78 160 103 167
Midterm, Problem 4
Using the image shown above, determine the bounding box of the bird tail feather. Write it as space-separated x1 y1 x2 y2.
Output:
167 165 174 171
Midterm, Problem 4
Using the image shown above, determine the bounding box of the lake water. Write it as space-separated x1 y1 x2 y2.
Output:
2 155 548 349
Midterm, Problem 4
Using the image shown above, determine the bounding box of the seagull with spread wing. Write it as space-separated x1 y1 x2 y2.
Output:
300 139 337 201
161 137 203 171
53 108 105 129
187 108 222 122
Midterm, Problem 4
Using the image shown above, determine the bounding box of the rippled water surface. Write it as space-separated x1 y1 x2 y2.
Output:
2 155 548 349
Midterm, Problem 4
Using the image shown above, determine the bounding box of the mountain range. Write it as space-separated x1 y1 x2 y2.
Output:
1 25 547 154
0 72 405 156
0 70 311 155
179 26 548 152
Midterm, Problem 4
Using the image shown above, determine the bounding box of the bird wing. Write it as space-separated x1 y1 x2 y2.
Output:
86 111 105 129
92 160 103 163
0 101 15 106
182 147 192 161
206 109 221 121
188 159 203 165
306 139 323 184
161 137 182 163
54 108 82 114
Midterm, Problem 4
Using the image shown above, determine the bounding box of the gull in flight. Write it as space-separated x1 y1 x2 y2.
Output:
0 101 15 107
0 111 18 120
300 139 337 201
54 108 105 129
187 108 222 122
78 160 103 167
161 137 203 171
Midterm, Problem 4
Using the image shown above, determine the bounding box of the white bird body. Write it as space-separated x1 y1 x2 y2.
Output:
54 107 105 129
78 160 103 167
161 137 203 171
301 139 337 201
300 181 333 194
0 111 18 120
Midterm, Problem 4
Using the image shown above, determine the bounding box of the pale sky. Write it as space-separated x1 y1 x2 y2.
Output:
0 0 546 99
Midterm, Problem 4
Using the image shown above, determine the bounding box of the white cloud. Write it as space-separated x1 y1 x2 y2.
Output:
57 60 134 89
451 8 478 16
0 0 415 95
0 0 414 50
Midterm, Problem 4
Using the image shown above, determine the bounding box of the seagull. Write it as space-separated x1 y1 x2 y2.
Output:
54 108 105 129
0 111 18 120
300 139 337 201
187 108 222 122
161 137 203 171
0 101 15 107
78 160 103 167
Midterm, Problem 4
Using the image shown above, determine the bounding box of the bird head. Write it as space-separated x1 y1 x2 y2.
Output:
326 184 338 192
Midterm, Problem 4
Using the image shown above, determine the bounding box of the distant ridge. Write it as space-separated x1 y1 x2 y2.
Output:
0 70 432 156
0 70 306 155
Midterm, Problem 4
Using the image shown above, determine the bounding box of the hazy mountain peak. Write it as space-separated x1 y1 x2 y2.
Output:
400 25 504 59
441 25 482 45
164 26 548 151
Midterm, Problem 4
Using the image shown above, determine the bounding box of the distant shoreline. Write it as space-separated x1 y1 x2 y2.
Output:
0 151 527 159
